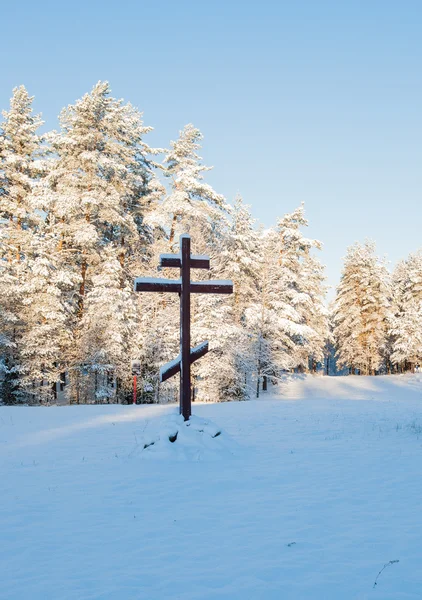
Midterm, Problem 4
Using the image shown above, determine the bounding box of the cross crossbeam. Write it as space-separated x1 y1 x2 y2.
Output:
159 254 210 270
134 279 233 295
134 234 233 420
134 278 181 293
159 341 209 383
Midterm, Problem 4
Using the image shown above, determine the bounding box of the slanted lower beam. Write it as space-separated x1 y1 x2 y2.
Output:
159 341 209 383
159 355 181 383
189 340 209 362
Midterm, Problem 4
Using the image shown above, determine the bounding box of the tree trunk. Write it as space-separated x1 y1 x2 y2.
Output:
78 257 87 318
263 375 267 391
51 381 57 403
57 217 65 251
169 214 178 246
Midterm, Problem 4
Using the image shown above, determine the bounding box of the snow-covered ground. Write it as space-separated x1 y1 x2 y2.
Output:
1 374 422 599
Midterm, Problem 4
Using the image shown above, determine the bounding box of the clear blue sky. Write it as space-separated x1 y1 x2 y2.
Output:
2 0 421 295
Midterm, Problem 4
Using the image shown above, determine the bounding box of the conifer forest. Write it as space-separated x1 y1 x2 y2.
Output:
1 82 421 405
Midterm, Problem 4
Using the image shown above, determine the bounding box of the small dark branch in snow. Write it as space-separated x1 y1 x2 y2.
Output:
373 560 399 588
212 431 221 438
287 542 296 547
168 431 178 443
143 441 155 449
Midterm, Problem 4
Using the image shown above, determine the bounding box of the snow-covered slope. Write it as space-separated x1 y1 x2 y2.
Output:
279 371 422 400
1 375 422 599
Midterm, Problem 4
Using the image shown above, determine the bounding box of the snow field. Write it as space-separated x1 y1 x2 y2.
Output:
1 374 422 599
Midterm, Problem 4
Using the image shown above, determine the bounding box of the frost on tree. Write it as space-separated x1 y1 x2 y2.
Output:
389 252 422 371
245 204 328 395
33 81 164 403
195 195 261 402
0 86 55 403
146 123 230 254
333 241 390 375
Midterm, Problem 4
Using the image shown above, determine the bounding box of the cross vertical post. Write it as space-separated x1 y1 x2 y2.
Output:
180 235 191 420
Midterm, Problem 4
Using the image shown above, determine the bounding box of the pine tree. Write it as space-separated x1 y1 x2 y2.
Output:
76 247 139 402
275 205 327 371
243 205 328 395
148 123 229 253
18 232 73 403
389 252 422 371
300 252 329 371
35 81 164 402
0 86 45 402
333 241 390 375
193 196 260 401
223 195 260 324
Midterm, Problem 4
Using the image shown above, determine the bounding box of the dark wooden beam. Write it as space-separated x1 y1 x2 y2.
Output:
190 281 233 294
180 235 191 420
159 341 209 383
134 278 181 293
160 356 181 383
190 340 209 362
191 256 210 270
160 255 181 268
159 254 210 270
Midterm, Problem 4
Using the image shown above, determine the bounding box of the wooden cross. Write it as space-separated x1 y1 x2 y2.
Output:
135 234 233 421
134 234 233 420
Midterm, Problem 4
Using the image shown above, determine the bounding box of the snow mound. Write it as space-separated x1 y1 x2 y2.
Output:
135 413 237 461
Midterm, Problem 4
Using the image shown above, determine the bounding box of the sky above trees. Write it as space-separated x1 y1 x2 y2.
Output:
2 0 421 293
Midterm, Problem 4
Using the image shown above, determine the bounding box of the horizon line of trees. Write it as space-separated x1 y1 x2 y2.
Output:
0 82 420 405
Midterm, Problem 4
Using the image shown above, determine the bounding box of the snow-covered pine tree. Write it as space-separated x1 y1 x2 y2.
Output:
224 195 260 324
148 123 230 253
193 196 260 401
300 252 329 371
245 227 287 396
0 86 45 402
277 206 328 370
333 241 390 375
145 124 232 402
389 252 422 371
35 81 164 402
76 247 139 403
245 205 327 395
0 258 19 403
18 231 73 403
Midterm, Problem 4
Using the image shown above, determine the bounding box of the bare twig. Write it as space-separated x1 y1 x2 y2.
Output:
373 560 399 588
